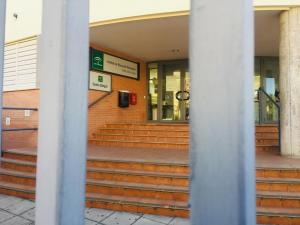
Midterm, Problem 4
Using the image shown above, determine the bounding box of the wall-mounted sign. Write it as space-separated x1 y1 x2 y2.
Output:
89 71 112 92
90 48 139 80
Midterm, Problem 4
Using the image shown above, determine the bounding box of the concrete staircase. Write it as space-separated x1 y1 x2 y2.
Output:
1 148 300 223
256 125 279 153
0 149 189 217
0 123 291 224
89 123 189 150
90 123 279 152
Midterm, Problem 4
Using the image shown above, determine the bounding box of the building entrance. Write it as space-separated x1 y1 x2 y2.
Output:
254 57 280 124
148 60 190 122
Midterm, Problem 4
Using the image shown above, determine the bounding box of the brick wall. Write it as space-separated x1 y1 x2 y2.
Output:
2 90 39 149
88 44 147 138
2 46 148 149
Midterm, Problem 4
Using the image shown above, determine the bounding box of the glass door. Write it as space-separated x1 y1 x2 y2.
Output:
161 63 190 122
254 57 279 124
147 60 190 122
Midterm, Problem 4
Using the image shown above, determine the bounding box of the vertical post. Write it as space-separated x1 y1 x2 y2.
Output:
189 0 255 224
35 0 89 224
0 0 6 155
280 8 300 157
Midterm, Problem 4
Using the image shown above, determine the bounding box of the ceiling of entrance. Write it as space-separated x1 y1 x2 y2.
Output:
90 11 280 62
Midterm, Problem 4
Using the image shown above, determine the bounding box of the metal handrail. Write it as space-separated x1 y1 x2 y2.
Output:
2 107 39 132
3 107 38 111
2 128 38 132
88 91 113 108
257 87 281 153
258 87 280 109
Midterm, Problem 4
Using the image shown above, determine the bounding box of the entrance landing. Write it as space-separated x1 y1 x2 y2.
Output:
5 144 300 169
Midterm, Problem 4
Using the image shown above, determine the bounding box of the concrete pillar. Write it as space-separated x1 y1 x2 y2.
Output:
0 1 6 154
35 0 89 224
189 0 255 224
280 8 300 157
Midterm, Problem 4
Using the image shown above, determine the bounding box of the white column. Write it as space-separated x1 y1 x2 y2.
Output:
280 8 300 157
189 0 255 224
35 0 89 224
0 0 6 155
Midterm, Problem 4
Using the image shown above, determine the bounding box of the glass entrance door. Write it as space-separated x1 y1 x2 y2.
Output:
254 57 279 124
161 64 189 121
147 61 190 122
148 60 190 122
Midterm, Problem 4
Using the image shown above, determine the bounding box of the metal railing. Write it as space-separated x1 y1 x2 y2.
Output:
88 91 113 108
2 91 113 133
257 87 281 152
2 107 38 132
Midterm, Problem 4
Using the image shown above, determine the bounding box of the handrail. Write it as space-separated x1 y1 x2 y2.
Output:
2 128 38 132
88 91 113 109
3 107 38 111
257 87 281 153
2 107 39 132
258 87 280 109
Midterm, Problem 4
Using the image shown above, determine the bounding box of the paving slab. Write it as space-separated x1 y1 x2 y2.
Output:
0 195 8 200
0 210 14 223
142 214 173 224
20 208 35 222
101 211 141 225
4 200 34 215
85 219 99 225
169 217 190 225
85 208 114 223
0 197 23 210
132 217 165 225
0 216 32 225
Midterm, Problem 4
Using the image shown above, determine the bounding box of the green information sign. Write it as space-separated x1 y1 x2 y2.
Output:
90 47 139 79
90 48 103 71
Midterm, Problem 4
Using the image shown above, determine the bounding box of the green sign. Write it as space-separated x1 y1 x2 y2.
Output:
89 71 112 92
91 48 103 71
90 48 139 79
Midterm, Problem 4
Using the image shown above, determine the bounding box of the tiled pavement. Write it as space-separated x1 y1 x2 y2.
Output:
0 195 190 225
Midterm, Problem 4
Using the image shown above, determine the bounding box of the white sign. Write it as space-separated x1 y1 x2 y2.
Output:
103 54 139 79
89 71 112 92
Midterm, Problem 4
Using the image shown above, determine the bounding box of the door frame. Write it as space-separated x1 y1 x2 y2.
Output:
147 59 189 123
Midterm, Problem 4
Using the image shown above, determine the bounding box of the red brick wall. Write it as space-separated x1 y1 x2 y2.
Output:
2 90 39 149
2 46 148 149
88 44 147 138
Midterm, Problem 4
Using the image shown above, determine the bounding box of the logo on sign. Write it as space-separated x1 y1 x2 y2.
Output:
94 57 103 67
98 76 103 82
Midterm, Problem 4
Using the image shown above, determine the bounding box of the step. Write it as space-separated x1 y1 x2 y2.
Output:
257 167 300 179
257 191 300 208
93 134 189 144
86 192 189 218
256 139 279 145
89 139 188 150
105 123 189 131
257 177 300 192
0 181 35 200
2 149 37 162
256 145 279 152
86 167 189 187
257 207 300 225
86 179 188 201
0 168 35 186
255 125 279 133
87 158 189 174
0 158 36 173
256 132 279 139
96 128 189 136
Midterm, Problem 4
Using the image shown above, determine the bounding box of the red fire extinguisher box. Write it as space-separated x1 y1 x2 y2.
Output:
129 92 137 105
